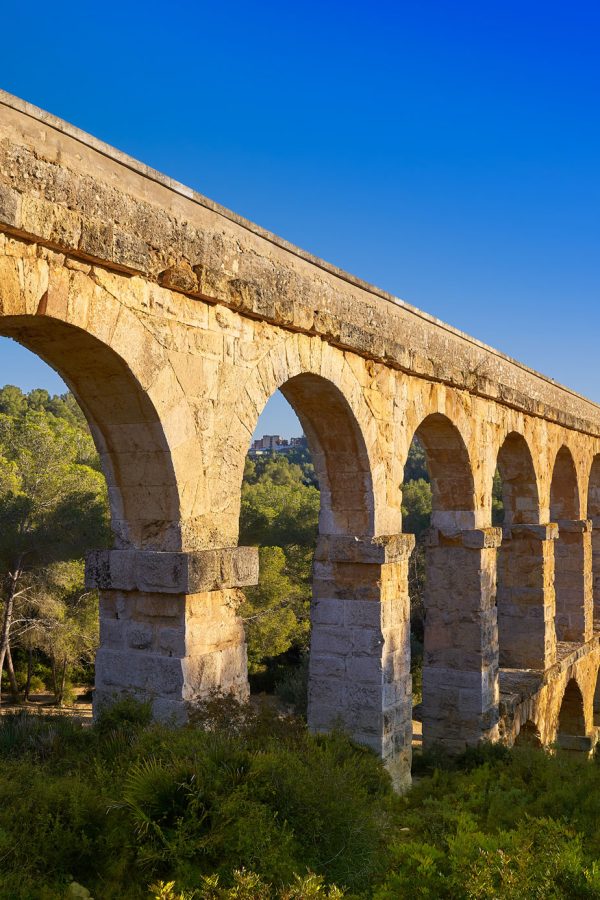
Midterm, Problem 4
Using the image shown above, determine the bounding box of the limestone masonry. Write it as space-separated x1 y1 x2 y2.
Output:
1 90 599 788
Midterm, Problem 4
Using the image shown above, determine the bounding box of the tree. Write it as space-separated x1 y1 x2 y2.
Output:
27 560 99 705
241 547 307 673
401 478 432 537
0 403 110 703
0 385 27 417
240 453 318 670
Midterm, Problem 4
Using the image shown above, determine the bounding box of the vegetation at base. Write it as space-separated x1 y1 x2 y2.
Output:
0 700 599 898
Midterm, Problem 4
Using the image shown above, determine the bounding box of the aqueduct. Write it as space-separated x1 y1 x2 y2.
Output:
1 91 600 787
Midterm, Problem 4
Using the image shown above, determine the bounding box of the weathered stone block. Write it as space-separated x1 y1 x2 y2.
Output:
0 183 20 228
85 548 259 593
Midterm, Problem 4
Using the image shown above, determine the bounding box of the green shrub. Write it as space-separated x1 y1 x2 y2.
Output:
26 674 46 693
96 695 153 735
0 702 600 898
273 655 308 716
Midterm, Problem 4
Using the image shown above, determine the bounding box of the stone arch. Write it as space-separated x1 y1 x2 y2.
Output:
550 445 580 520
408 412 476 532
496 431 540 527
280 373 374 538
551 446 590 642
403 413 497 752
587 455 600 625
514 720 542 748
593 666 600 727
220 336 381 545
586 455 600 520
221 336 409 775
0 315 183 551
494 432 549 668
556 678 587 750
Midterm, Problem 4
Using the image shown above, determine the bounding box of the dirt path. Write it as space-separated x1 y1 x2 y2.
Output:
0 688 93 720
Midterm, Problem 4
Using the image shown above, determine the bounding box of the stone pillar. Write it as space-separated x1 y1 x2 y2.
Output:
422 527 501 752
554 519 593 643
496 524 558 670
86 547 259 721
308 533 415 791
590 517 600 629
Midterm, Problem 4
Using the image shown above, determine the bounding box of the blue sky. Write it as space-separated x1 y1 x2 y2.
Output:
1 0 599 437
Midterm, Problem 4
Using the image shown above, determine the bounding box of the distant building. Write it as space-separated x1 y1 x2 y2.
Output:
249 433 307 455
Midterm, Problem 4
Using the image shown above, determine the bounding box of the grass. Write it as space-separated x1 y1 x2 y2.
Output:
0 699 599 898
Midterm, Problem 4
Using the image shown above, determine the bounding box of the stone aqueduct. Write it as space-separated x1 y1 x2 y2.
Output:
1 91 600 786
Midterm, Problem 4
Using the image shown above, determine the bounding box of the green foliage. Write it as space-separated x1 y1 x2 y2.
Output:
149 870 344 899
274 655 309 716
0 385 111 705
492 468 505 525
240 456 319 548
240 455 318 672
96 696 154 735
401 478 432 537
0 701 388 897
242 547 308 673
1 705 600 898
403 436 429 482
0 384 87 429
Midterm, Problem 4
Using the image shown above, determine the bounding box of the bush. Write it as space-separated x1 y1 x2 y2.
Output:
274 655 308 716
96 695 153 735
0 702 600 897
26 674 46 694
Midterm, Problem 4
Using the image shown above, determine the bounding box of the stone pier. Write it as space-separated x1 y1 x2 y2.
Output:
87 549 258 719
422 527 501 752
554 520 593 643
497 524 558 670
308 534 414 790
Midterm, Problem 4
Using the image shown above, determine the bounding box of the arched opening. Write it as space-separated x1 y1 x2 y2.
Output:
593 667 600 727
514 720 542 748
587 455 600 630
0 315 183 718
550 447 579 522
494 433 548 669
0 338 110 711
1 317 180 551
550 447 588 643
239 391 317 710
414 413 475 533
402 414 496 753
280 374 374 538
239 374 385 752
556 677 587 752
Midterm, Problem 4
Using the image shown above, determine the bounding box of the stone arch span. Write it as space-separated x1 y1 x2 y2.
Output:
0 305 210 727
410 412 476 532
0 315 182 551
514 720 542 748
223 339 417 787
556 677 587 752
217 337 383 546
551 446 592 643
494 432 553 669
550 446 580 521
593 666 600 727
404 413 499 752
496 431 540 527
279 373 375 538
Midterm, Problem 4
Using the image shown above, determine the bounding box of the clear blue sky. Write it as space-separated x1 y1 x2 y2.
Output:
1 0 599 437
